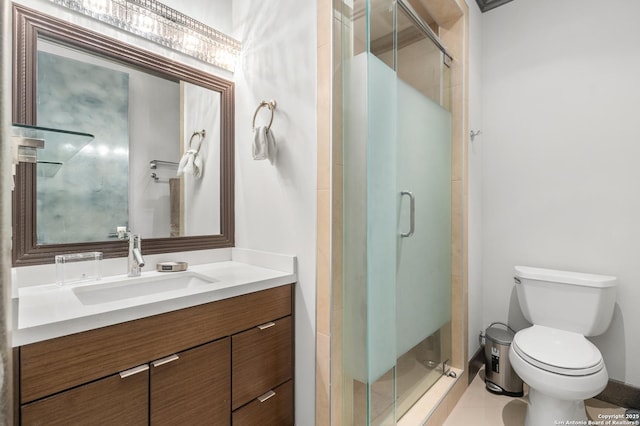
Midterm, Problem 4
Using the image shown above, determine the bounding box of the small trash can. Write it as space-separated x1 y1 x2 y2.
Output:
482 322 523 397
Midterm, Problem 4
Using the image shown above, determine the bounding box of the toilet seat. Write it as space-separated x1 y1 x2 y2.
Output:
512 325 604 376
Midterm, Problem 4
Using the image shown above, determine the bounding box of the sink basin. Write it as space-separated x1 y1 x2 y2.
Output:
72 272 217 305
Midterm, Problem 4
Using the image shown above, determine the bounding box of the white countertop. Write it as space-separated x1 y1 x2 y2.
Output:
13 249 296 347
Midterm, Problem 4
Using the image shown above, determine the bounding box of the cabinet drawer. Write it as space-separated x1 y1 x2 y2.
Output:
21 365 148 426
150 338 230 426
232 380 293 426
232 316 292 410
20 284 292 403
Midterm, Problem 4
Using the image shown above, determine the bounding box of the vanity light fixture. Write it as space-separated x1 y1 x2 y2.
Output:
49 0 241 72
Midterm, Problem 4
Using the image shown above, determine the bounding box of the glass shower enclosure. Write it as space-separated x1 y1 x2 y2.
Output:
342 0 454 423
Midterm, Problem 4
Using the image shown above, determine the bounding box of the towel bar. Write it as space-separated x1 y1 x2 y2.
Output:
149 160 179 169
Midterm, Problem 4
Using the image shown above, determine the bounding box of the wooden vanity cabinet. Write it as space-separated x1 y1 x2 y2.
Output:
232 380 294 426
150 338 231 425
232 316 293 409
21 366 149 426
16 284 294 425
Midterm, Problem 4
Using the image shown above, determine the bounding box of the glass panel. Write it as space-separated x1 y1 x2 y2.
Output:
395 75 452 418
341 0 371 421
396 7 449 109
341 0 453 423
11 124 94 171
369 0 395 69
366 53 398 425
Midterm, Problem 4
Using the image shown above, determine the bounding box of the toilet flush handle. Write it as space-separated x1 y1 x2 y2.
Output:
400 191 415 238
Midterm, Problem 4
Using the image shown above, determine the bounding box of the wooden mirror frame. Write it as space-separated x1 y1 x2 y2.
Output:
12 4 235 266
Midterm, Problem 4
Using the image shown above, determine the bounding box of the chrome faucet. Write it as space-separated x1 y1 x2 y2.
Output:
128 233 145 277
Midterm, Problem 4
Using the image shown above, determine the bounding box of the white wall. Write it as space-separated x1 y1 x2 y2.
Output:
128 71 179 238
182 83 222 236
232 1 317 424
467 1 484 361
481 0 640 387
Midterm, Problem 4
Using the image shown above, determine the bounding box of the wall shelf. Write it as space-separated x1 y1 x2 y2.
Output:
12 123 95 167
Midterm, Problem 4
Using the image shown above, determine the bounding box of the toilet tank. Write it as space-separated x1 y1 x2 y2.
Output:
514 266 617 336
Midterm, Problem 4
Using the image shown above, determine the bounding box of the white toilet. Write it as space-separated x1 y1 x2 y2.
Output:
509 266 617 426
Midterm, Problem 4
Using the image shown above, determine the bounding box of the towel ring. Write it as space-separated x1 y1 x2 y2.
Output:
252 100 277 131
188 129 206 152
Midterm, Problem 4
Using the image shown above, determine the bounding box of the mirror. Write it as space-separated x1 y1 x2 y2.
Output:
12 4 235 266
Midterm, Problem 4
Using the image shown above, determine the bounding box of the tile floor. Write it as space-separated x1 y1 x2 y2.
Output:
444 369 627 426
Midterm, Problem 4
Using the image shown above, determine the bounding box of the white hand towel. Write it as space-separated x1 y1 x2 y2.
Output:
253 126 277 162
253 126 268 160
177 131 205 178
177 149 203 178
266 128 277 163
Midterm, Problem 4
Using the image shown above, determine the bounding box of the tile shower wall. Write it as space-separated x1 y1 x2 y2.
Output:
466 0 484 361
481 0 640 388
315 0 333 424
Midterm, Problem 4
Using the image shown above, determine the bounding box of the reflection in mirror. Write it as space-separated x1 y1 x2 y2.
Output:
13 4 235 266
36 40 130 244
36 38 225 243
180 83 221 236
129 81 222 239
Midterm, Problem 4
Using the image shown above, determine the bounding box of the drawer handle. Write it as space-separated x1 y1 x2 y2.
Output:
119 364 149 379
258 321 276 330
151 354 180 367
257 390 276 403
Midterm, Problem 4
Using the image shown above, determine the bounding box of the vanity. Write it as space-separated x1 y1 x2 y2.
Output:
13 254 296 425
10 3 295 424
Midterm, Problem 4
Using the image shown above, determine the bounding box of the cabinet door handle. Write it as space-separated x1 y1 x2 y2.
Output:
151 354 180 367
119 364 149 379
258 321 276 330
257 390 276 403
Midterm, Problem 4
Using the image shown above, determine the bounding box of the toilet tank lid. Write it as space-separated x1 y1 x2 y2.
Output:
514 266 617 288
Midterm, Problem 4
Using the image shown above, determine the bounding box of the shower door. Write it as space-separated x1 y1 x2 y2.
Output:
341 0 453 423
395 63 451 422
394 3 452 418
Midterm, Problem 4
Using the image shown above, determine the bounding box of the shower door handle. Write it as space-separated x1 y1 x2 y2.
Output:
400 191 415 238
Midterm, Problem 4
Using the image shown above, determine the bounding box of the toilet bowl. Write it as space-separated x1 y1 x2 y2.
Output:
509 325 608 424
510 266 617 426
